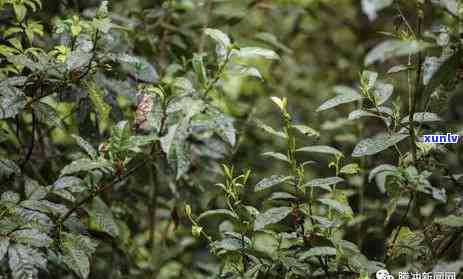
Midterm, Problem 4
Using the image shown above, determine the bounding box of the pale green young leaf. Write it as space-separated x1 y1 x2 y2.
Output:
340 163 360 175
87 82 111 124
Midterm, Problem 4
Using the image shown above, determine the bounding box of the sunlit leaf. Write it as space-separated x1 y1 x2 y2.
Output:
316 86 362 112
254 207 292 230
352 133 408 157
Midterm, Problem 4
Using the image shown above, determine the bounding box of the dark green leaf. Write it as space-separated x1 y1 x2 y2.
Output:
316 86 362 112
296 145 342 156
60 158 113 176
88 197 119 238
303 177 344 191
0 85 26 119
255 175 292 192
197 209 239 222
254 207 292 230
352 133 408 157
300 246 336 260
365 40 429 66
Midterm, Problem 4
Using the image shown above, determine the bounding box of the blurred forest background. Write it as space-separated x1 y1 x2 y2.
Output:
1 0 463 278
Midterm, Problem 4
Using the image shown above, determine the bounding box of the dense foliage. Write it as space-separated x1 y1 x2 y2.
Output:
0 0 463 278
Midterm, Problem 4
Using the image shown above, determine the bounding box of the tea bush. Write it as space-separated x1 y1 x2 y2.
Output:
0 0 462 278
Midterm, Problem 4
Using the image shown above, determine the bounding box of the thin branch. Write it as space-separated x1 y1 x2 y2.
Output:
57 160 147 226
387 192 414 261
20 111 36 171
409 4 424 163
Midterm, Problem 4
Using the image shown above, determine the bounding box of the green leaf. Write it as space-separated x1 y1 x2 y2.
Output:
87 82 111 124
60 158 113 176
369 164 397 193
8 244 46 279
261 152 290 163
435 215 463 227
270 192 296 201
319 196 353 218
316 86 362 112
109 121 131 153
422 56 441 86
256 120 287 139
117 54 158 83
66 50 92 71
213 238 247 252
362 70 378 88
296 145 342 156
254 207 292 230
303 177 344 191
0 159 20 178
88 197 119 237
431 0 458 15
361 0 393 21
388 64 408 74
11 229 52 248
300 246 336 260
33 102 63 129
71 135 97 159
1 191 20 203
24 177 47 200
424 48 463 95
61 232 98 279
236 47 280 60
0 85 26 119
255 175 293 192
92 17 112 33
160 119 191 179
340 163 361 175
372 82 393 105
291 125 320 138
352 133 408 157
197 209 239 222
205 28 231 58
205 28 231 49
127 135 157 151
13 4 27 22
364 40 429 66
400 112 442 124
192 53 208 86
0 237 9 261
